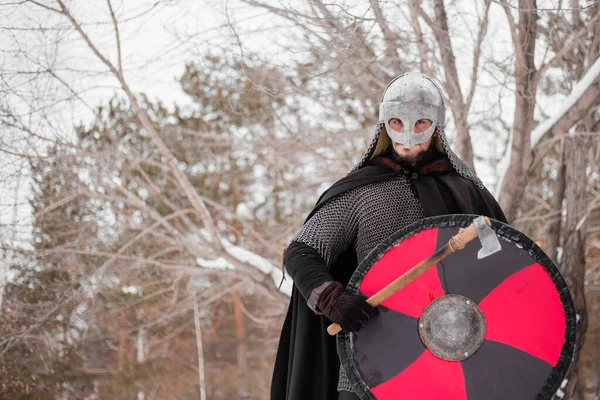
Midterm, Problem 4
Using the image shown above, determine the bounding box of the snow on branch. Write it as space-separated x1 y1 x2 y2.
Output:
531 57 600 147
195 239 293 297
496 56 600 197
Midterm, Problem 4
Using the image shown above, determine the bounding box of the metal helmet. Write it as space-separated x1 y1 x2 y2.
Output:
379 72 446 149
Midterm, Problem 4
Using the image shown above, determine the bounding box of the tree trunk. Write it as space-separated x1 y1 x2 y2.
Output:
408 0 434 78
232 294 247 371
193 290 207 400
370 0 404 67
498 0 538 222
118 310 128 372
232 294 248 397
560 135 590 400
432 0 475 171
546 139 566 262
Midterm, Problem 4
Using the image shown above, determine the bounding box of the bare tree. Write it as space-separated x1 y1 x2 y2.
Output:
1 1 295 397
497 0 600 221
410 0 493 170
2 0 600 398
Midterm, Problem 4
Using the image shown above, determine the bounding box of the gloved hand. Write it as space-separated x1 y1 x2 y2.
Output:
310 281 379 333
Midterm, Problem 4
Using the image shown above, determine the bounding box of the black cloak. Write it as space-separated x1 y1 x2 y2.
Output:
270 159 508 400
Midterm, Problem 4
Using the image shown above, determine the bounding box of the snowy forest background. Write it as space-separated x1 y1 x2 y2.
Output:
0 0 599 399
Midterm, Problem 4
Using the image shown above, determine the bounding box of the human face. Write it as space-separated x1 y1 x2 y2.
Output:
389 118 434 164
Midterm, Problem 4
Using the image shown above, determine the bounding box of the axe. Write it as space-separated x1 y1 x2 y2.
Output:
327 216 501 336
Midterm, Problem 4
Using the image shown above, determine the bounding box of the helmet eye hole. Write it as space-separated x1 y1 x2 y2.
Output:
415 119 433 133
388 118 404 132
388 118 433 133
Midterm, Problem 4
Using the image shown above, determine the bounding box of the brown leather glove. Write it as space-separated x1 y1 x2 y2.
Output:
309 281 379 333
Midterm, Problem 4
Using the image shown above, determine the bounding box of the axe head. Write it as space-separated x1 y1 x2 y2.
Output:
474 216 501 259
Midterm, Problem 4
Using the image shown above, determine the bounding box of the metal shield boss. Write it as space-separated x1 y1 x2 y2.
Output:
337 215 576 400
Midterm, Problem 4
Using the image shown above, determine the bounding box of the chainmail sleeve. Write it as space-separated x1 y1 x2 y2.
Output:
293 189 360 267
284 189 360 301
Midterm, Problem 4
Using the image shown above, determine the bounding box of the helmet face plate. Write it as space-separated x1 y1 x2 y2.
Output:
379 72 446 149
379 101 438 149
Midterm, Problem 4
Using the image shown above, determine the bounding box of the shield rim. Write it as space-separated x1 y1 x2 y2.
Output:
337 214 576 400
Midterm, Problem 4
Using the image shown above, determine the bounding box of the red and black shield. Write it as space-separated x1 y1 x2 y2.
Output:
337 215 576 400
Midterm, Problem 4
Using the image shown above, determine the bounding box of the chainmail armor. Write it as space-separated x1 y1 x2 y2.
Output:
295 118 483 392
350 122 385 174
292 174 424 269
292 174 425 392
437 130 484 189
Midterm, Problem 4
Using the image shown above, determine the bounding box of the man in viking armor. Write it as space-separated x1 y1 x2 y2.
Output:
270 72 508 400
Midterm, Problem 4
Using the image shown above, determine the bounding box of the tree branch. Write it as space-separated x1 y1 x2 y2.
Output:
54 0 120 76
498 0 526 68
409 0 435 77
466 0 492 111
535 5 600 82
370 0 403 63
26 0 61 13
106 0 124 75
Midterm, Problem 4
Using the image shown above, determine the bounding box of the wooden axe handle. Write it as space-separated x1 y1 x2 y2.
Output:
327 217 491 336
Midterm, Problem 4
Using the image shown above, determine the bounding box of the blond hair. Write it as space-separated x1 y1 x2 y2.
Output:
368 126 446 162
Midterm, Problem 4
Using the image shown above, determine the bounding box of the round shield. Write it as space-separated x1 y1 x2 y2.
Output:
338 215 576 400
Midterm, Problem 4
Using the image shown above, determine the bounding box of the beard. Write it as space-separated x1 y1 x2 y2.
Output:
387 141 440 170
